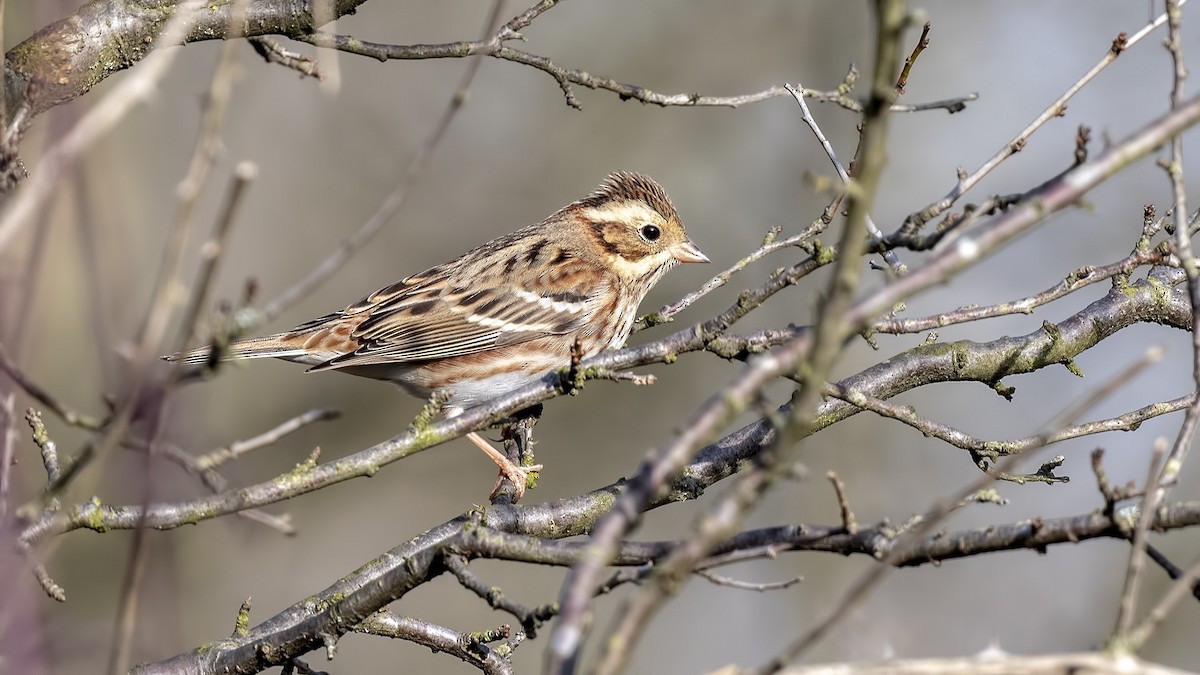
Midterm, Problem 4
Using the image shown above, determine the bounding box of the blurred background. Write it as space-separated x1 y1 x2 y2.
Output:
1 1 1199 672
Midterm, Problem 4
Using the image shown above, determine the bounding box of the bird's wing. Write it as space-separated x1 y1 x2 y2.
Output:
307 256 607 370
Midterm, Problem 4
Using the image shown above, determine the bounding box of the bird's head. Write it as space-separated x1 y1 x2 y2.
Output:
571 171 709 285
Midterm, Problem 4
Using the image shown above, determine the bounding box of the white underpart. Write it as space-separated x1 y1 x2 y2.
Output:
425 351 565 410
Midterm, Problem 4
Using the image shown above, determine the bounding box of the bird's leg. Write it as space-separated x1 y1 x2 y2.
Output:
467 430 542 503
485 404 545 503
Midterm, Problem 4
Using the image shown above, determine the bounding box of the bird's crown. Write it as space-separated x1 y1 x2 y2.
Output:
578 171 681 225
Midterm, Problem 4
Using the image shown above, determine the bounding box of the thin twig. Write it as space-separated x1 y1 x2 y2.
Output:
293 27 975 114
1144 544 1200 602
1110 1 1194 654
756 346 1163 673
1126 554 1200 651
16 539 64 602
825 380 1182 480
901 4 1184 234
694 569 802 592
248 36 322 79
0 394 13 519
826 471 857 534
784 82 903 274
638 227 807 330
0 342 105 430
445 552 553 637
872 248 1170 334
155 442 295 534
1148 0 1199 513
355 612 516 675
895 21 931 94
71 171 117 385
24 408 61 487
175 162 258 353
193 408 340 471
310 0 340 94
1112 438 1168 641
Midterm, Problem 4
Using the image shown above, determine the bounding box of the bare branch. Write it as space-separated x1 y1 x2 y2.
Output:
777 651 1192 674
193 409 341 472
132 498 1200 673
355 612 516 675
901 4 1183 234
248 37 322 79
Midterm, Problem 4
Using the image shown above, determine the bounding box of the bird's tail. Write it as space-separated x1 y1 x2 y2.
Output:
163 333 312 366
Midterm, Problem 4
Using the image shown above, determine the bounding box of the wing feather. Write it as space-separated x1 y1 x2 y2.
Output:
306 254 606 371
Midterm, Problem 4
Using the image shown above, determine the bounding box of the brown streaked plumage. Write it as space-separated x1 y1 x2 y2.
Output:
168 171 708 500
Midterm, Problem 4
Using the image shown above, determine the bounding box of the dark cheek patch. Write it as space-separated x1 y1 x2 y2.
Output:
613 232 653 261
590 222 622 256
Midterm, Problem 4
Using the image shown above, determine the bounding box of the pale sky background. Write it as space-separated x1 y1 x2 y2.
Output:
2 1 1199 673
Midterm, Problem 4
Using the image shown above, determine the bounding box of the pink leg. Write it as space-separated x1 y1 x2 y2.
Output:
466 431 543 502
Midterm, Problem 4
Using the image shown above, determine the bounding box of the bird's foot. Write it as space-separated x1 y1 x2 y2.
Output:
467 430 541 502
489 459 544 503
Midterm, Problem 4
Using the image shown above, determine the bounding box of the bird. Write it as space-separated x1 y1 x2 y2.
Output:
167 171 709 501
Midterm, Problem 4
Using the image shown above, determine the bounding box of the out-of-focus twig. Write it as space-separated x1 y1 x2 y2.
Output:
175 162 258 353
895 21 931 93
1112 438 1168 642
1109 0 1196 656
0 342 105 430
756 347 1163 673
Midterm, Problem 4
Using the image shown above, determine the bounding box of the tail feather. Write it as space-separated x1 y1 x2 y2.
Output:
163 333 311 366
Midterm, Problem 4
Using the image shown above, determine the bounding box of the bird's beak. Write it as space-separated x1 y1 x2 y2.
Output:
673 240 710 264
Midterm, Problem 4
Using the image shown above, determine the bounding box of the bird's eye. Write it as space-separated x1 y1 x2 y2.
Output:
640 225 661 242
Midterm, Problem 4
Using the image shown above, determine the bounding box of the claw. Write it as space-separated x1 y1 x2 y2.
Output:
489 461 543 502
467 431 541 502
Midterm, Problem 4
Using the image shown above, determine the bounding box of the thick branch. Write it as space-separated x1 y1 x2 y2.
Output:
133 496 1200 672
